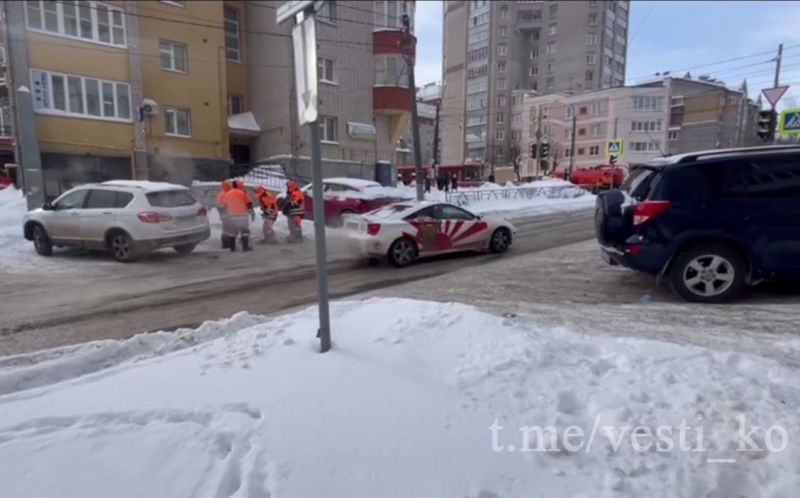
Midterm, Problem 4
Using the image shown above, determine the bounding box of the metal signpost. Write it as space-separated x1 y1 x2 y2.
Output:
606 139 623 189
280 2 331 353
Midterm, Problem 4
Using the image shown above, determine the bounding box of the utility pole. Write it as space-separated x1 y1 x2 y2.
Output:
401 11 424 201
773 43 783 111
568 104 576 179
611 116 619 188
535 105 543 176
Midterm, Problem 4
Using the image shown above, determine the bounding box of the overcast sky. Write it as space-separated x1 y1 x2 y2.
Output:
415 0 800 110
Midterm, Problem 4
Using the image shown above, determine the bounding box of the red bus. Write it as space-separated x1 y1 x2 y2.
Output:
397 163 484 187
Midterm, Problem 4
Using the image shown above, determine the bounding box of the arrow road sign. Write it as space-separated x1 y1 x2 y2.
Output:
292 14 318 126
779 108 800 135
762 85 790 108
606 139 624 156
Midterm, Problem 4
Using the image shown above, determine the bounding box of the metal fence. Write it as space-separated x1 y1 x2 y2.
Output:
445 185 587 206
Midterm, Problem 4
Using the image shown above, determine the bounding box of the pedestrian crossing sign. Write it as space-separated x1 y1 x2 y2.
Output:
606 139 624 156
779 108 800 135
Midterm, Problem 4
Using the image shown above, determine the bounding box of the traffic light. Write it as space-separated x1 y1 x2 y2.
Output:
540 142 550 159
757 110 777 142
530 143 537 158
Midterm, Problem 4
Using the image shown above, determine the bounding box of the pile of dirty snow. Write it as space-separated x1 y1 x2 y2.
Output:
1 298 798 498
0 187 33 268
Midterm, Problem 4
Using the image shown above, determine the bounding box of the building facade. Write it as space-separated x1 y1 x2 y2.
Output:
442 0 630 166
514 75 761 177
396 82 441 167
246 0 416 181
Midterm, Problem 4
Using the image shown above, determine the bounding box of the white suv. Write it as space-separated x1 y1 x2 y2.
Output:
23 180 210 262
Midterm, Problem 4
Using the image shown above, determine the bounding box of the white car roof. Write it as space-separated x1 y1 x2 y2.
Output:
101 180 189 192
324 177 381 189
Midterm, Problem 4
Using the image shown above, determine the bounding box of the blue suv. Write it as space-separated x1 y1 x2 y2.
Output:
596 145 800 303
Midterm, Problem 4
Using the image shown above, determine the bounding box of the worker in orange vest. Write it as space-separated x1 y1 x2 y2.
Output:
221 180 255 252
217 180 233 249
283 180 305 243
255 185 279 244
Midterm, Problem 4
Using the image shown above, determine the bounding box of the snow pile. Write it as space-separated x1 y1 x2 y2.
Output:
0 187 34 269
327 184 413 201
1 298 798 497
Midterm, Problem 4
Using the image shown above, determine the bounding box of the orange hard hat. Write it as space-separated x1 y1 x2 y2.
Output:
287 180 298 191
221 179 232 191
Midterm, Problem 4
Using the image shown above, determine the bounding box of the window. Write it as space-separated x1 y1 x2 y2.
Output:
316 0 337 24
54 189 88 210
436 205 476 221
164 107 191 137
375 1 411 30
671 96 684 107
587 33 598 46
498 61 506 73
547 60 554 73
586 70 594 82
530 48 539 59
591 123 602 136
541 105 551 118
318 57 336 83
548 3 558 18
497 96 506 107
228 95 243 115
546 42 557 55
548 23 557 36
25 0 126 47
530 65 538 76
499 26 507 37
723 158 800 199
160 1 186 6
566 106 573 118
668 130 679 141
31 69 131 121
85 189 120 209
579 128 586 136
565 147 572 158
630 120 663 132
374 55 408 87
498 45 508 56
586 52 596 64
159 40 187 73
495 130 505 140
630 141 661 152
517 10 542 21
589 145 600 156
588 12 598 25
726 95 738 105
498 79 507 90
546 77 554 90
633 96 663 111
500 6 508 19
496 112 504 124
320 116 338 143
224 6 240 61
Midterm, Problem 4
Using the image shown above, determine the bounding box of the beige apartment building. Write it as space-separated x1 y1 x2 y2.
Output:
442 0 630 166
514 75 761 177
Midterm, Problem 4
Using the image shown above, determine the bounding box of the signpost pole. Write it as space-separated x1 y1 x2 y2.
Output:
612 117 619 188
310 116 331 353
772 44 783 111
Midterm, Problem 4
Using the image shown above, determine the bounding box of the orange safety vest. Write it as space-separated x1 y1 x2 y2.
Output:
288 189 305 217
223 188 253 216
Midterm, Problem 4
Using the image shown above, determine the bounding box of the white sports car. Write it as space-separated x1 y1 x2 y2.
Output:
345 201 516 267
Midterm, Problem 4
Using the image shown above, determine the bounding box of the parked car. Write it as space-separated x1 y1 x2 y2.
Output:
569 164 627 192
345 201 516 267
23 180 210 262
279 178 412 225
595 145 800 303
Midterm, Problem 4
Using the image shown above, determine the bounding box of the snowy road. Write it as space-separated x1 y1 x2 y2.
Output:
1 209 597 356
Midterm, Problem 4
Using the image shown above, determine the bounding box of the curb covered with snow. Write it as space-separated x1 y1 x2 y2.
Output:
1 298 798 497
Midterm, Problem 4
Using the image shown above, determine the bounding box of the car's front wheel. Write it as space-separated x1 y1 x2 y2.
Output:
173 243 197 255
107 230 138 263
489 227 511 254
32 224 53 256
670 244 746 303
388 238 418 268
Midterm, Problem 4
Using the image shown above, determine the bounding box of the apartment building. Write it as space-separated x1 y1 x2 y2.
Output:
2 0 239 195
514 75 761 177
442 0 629 166
246 0 417 180
0 9 12 168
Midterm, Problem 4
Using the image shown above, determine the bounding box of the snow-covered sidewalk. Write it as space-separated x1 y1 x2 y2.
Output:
1 298 798 497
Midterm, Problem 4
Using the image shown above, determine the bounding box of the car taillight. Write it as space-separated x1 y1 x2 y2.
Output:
366 223 381 235
137 211 173 223
632 200 671 226
197 206 207 216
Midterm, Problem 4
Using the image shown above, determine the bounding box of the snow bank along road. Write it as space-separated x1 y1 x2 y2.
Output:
1 209 596 356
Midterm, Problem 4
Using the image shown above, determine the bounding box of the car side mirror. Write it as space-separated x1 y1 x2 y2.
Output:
43 201 55 211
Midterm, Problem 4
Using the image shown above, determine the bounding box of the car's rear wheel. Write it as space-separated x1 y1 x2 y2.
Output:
32 224 53 256
108 230 137 263
173 243 197 255
670 244 745 303
489 227 511 254
388 238 418 267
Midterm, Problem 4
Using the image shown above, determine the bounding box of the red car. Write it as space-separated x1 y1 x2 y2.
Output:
283 178 412 225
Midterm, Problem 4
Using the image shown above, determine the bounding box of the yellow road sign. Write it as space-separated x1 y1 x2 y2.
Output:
606 139 624 156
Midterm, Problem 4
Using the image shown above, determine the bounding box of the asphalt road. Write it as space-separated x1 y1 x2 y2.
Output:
0 209 597 356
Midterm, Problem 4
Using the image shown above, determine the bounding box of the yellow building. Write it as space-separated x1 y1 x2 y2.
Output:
2 0 245 195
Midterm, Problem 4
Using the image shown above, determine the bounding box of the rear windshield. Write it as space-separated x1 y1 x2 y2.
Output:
623 167 659 200
146 190 197 207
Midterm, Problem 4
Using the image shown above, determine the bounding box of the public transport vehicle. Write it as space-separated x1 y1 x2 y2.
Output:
397 163 484 188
